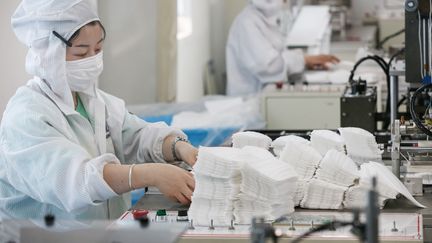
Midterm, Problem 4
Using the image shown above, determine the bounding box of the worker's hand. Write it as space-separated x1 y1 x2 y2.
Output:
304 55 340 70
176 141 198 166
153 164 195 205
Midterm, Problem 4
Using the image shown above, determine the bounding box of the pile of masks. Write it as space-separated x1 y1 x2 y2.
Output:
273 129 425 210
188 145 298 226
189 129 424 226
232 131 272 150
234 147 297 224
309 128 383 165
344 162 425 209
189 147 245 226
338 127 383 164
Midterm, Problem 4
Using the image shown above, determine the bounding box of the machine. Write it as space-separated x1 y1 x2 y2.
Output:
390 0 432 182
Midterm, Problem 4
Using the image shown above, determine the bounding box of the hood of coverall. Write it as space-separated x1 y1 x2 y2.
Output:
11 0 100 108
250 0 288 17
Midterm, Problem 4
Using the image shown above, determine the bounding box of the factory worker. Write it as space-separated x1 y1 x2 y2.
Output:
0 0 197 220
226 0 340 96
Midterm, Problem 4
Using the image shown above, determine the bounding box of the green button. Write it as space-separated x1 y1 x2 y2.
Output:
156 209 167 216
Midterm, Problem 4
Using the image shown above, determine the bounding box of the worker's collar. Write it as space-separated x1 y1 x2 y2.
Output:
32 76 80 116
250 5 282 28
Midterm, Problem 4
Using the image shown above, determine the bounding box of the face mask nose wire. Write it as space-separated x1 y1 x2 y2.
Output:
52 31 72 47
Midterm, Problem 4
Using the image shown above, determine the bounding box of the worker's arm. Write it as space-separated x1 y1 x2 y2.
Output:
162 135 198 166
103 163 195 204
304 55 340 70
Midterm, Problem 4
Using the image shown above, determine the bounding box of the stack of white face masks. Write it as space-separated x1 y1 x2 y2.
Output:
315 149 360 187
189 147 245 226
344 162 426 209
310 130 346 156
279 141 322 180
235 157 298 224
232 131 272 149
190 129 425 226
189 146 298 226
343 185 388 209
271 135 310 157
192 147 245 179
338 127 383 165
279 141 322 206
298 150 359 210
300 179 347 209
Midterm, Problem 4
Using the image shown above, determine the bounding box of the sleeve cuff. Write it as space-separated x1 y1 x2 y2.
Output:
283 49 305 74
152 127 187 163
85 153 121 203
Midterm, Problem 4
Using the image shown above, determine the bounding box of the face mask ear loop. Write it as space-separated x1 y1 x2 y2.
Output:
52 31 72 47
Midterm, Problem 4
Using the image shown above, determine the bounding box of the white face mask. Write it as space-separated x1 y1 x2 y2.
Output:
66 51 103 96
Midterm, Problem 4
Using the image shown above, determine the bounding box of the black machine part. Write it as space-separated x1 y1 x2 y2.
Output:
341 86 377 133
405 0 431 83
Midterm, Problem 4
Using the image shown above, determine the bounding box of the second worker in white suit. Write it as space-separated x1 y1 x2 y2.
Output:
226 0 340 96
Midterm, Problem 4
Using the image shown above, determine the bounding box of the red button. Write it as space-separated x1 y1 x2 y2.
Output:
132 210 149 220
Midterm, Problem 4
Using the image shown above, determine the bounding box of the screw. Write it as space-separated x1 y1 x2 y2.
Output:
189 219 195 230
229 219 235 230
288 220 296 231
391 221 399 232
209 219 215 230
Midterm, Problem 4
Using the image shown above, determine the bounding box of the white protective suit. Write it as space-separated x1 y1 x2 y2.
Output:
226 0 305 96
0 0 185 220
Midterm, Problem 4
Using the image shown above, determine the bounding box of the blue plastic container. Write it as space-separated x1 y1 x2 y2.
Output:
139 115 239 147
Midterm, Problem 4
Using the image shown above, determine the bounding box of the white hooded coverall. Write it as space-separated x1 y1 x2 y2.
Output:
226 0 305 96
0 0 185 220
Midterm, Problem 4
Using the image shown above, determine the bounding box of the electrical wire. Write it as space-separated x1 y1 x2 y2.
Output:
388 48 405 68
377 28 405 50
349 55 391 128
409 83 432 137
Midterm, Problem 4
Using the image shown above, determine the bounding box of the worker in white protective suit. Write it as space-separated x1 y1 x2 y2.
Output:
0 0 197 220
226 0 340 96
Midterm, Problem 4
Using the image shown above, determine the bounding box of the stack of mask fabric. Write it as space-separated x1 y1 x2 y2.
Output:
188 197 233 226
293 179 307 206
315 149 360 187
271 135 310 157
300 179 346 209
343 185 389 209
344 162 425 209
279 141 322 180
338 127 383 165
232 131 272 150
193 174 232 200
234 157 298 224
241 145 275 161
299 150 359 210
193 147 245 179
310 130 346 156
189 147 246 226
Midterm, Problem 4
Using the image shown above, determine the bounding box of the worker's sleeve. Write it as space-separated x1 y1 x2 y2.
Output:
1 111 120 214
235 21 305 83
282 49 305 75
121 111 186 164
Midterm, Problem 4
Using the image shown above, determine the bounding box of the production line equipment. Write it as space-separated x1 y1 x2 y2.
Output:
390 0 432 180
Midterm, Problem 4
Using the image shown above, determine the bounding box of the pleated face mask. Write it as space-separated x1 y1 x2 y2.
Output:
66 51 103 96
